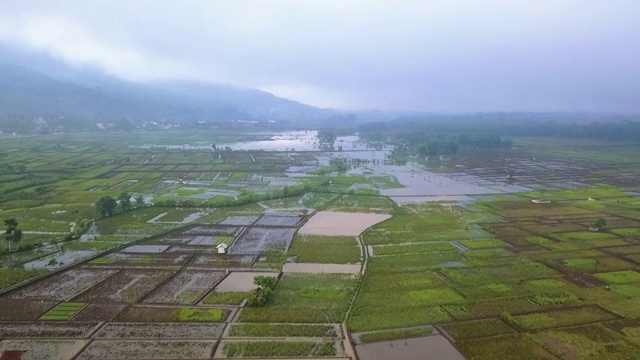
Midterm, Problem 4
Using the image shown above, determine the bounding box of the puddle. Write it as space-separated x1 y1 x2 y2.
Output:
122 245 169 253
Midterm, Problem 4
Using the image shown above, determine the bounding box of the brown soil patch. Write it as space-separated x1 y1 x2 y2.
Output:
0 299 57 321
563 274 607 288
72 304 128 322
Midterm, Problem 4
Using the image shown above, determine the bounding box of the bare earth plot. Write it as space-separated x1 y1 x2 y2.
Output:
75 340 217 360
0 339 89 360
298 211 392 236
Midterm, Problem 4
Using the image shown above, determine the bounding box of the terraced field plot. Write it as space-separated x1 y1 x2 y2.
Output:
39 302 87 321
229 227 296 254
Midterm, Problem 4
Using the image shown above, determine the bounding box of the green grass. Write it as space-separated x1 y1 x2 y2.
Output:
0 269 47 291
554 231 622 242
223 341 336 358
596 270 640 284
522 185 630 201
442 319 514 340
457 334 557 360
358 326 432 343
459 239 507 250
173 188 206 196
611 228 640 238
239 273 355 323
171 308 225 322
326 194 394 213
564 258 598 270
611 284 640 298
373 241 456 256
88 257 114 264
228 324 338 338
503 307 617 331
215 236 235 245
363 203 491 245
528 292 579 306
288 235 361 264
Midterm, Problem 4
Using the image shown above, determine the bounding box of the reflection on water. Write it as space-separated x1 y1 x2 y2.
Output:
135 130 377 152
23 250 98 270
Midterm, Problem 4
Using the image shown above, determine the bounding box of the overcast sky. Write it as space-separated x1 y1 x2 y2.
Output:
0 1 639 112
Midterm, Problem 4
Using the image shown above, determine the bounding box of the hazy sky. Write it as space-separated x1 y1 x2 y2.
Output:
1 1 639 112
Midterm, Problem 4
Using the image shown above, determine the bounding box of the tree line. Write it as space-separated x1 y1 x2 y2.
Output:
359 116 640 142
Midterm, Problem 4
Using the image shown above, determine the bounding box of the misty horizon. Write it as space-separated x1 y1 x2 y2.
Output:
1 1 640 113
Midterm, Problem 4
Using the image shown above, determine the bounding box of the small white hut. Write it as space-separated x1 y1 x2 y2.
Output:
217 243 229 254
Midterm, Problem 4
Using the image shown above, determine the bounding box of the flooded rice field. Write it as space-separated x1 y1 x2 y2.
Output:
355 335 465 360
299 211 392 236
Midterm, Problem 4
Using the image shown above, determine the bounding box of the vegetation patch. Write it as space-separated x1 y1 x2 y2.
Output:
288 235 361 264
223 341 336 358
228 324 338 338
373 241 456 256
0 269 47 291
458 239 508 250
502 306 617 331
596 270 640 284
442 319 514 340
240 273 355 323
358 326 432 343
457 334 558 360
172 308 224 322
215 236 235 245
528 292 579 306
39 302 87 321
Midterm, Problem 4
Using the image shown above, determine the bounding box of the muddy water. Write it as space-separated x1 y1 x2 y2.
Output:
214 272 278 292
355 335 465 360
282 263 361 274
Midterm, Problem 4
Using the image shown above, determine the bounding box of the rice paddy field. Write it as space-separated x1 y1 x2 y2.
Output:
1 130 640 359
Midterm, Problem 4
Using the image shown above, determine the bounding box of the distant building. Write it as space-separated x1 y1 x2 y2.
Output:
217 243 229 254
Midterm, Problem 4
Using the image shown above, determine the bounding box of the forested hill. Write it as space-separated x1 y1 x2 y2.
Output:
0 64 336 130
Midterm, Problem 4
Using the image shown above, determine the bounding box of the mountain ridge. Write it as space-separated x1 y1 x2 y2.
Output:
0 61 338 129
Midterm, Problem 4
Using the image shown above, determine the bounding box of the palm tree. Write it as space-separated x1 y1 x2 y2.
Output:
134 193 145 207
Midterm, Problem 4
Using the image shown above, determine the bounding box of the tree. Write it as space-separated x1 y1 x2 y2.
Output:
247 275 278 307
10 229 22 251
594 218 607 229
134 193 145 207
118 192 131 212
4 218 20 251
254 275 278 290
95 196 117 217
317 129 337 150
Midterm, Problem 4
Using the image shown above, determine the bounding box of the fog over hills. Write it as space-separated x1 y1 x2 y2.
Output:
0 48 339 129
